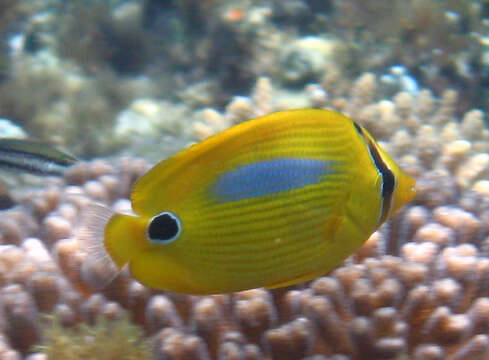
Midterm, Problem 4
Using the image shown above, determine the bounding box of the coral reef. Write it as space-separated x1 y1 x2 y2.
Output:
328 0 487 111
113 98 195 162
0 1 487 359
0 0 486 160
0 72 487 359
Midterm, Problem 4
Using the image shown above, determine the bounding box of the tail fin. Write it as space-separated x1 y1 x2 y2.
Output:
76 203 122 289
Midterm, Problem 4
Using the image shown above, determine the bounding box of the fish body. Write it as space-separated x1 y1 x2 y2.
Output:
82 109 415 294
0 138 77 175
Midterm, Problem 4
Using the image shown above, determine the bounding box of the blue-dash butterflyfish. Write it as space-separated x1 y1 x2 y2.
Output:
79 109 416 295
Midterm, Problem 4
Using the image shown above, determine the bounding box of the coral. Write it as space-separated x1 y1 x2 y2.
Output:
0 0 35 80
0 284 40 353
143 0 263 100
279 36 339 86
0 2 163 157
0 3 488 360
53 0 151 75
0 154 486 359
0 72 487 360
0 0 19 33
34 314 154 360
0 44 144 157
1 0 488 165
113 99 195 162
0 1 273 157
192 76 312 140
2 0 486 165
328 0 485 112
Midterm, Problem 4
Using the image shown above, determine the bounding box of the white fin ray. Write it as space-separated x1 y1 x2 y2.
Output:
76 202 121 290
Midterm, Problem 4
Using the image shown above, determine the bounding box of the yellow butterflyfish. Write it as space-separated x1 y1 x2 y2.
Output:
79 109 416 295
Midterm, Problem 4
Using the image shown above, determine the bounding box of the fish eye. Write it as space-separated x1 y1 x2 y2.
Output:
147 211 181 244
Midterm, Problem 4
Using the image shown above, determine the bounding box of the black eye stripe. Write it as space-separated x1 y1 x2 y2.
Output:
366 139 395 223
367 140 395 199
353 121 395 224
147 212 181 244
353 121 363 135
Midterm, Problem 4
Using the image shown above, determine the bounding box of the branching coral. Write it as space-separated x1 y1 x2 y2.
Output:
0 71 487 360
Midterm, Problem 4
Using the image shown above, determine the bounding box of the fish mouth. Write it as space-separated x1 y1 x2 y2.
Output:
393 174 417 214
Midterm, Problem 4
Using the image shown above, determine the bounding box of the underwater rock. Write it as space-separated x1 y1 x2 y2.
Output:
280 36 339 86
0 119 26 138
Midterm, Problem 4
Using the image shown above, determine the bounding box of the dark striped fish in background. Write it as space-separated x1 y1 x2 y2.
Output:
0 138 77 176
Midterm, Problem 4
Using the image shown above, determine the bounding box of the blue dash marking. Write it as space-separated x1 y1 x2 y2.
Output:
210 158 338 203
